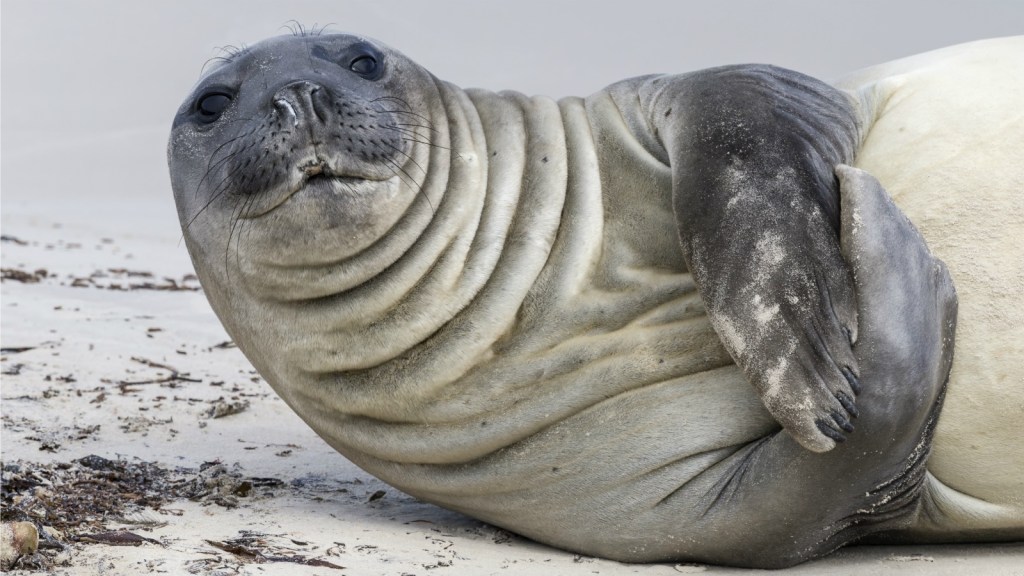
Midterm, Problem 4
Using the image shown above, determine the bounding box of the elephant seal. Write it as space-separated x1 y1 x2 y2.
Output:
168 33 1023 567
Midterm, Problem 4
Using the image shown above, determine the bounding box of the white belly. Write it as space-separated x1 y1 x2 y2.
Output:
838 36 1024 533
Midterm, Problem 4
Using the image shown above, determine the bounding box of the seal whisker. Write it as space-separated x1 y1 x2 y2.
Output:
216 190 244 280
372 145 419 188
224 198 245 282
371 95 419 112
383 123 438 140
193 126 260 200
312 22 336 36
223 191 258 282
187 182 235 236
371 99 436 125
379 125 444 148
193 141 256 206
184 149 254 233
374 108 437 127
374 147 435 215
375 139 427 175
184 187 228 233
379 126 452 151
281 20 303 37
392 121 438 132
235 193 262 278
384 119 440 137
201 44 249 75
190 149 262 231
201 55 232 76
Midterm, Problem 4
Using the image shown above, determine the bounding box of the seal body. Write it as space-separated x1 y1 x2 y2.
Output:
838 38 1024 541
168 34 1022 567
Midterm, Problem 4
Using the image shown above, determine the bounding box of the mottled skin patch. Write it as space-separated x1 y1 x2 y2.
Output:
633 65 864 452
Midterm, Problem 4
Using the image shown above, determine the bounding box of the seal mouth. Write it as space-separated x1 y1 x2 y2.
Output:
304 156 400 180
239 160 394 220
298 160 389 190
301 161 348 183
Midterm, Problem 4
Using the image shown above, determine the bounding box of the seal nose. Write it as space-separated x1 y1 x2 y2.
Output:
273 81 327 127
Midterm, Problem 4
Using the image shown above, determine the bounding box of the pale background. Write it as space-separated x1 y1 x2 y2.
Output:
2 2 1023 574
4 0 1023 245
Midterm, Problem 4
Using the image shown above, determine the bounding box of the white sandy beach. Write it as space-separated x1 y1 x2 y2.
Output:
3 2 1023 574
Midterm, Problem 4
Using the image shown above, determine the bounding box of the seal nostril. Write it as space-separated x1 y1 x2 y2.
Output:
275 99 299 127
274 81 328 126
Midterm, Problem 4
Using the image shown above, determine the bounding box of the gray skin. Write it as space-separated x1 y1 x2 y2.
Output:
168 33 956 568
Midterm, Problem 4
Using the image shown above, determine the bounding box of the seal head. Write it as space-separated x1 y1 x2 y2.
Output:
169 33 439 298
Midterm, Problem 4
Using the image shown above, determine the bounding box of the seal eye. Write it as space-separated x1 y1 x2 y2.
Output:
196 92 232 123
349 55 378 78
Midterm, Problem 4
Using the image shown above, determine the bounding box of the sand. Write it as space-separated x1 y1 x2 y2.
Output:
3 184 1022 572
3 1 1023 574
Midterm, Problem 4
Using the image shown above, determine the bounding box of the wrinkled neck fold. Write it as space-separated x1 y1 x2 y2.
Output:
224 83 724 469
261 84 573 418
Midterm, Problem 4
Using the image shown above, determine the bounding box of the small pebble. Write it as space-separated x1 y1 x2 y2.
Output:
1 521 39 569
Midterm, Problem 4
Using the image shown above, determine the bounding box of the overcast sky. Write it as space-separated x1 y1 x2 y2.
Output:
3 0 1022 135
1 0 1020 238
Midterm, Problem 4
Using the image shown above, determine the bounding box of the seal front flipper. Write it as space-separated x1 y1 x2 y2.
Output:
639 65 863 452
657 165 956 568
